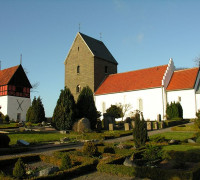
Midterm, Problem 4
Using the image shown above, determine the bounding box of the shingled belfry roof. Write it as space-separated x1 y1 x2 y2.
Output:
167 67 199 91
0 65 19 86
95 64 168 95
79 32 118 64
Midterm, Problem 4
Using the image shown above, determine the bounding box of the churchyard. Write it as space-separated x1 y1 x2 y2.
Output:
1 119 200 179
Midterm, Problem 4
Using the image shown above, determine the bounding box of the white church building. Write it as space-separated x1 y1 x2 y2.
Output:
0 65 32 122
95 59 200 120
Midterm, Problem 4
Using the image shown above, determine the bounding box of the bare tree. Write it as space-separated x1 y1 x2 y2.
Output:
24 68 39 92
116 103 132 121
194 55 200 67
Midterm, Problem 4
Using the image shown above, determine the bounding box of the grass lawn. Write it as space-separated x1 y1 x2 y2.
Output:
8 132 77 145
163 144 200 152
171 123 198 131
0 123 18 129
150 131 195 141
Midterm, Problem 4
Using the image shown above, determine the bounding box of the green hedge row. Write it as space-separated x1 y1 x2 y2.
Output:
164 119 190 127
0 147 30 156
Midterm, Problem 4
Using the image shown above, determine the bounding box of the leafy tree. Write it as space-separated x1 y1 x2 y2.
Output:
116 103 132 120
26 96 45 123
52 87 76 130
106 105 123 118
13 158 26 178
133 112 148 148
77 86 97 129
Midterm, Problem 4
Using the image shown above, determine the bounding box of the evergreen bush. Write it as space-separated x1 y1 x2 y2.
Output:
0 133 10 148
106 105 123 118
166 102 183 120
133 112 148 148
77 86 97 129
52 87 76 130
60 154 72 170
26 96 46 123
13 158 26 178
82 142 98 157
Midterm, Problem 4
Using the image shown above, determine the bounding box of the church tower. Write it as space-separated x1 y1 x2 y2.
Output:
64 32 118 100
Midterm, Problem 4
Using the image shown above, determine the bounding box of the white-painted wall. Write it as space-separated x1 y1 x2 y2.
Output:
95 87 164 121
167 89 196 119
0 96 31 122
0 96 8 116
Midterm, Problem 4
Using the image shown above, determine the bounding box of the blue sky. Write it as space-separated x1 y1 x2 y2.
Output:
1 0 200 117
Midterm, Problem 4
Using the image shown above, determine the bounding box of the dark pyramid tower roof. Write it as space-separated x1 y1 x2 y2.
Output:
79 32 118 65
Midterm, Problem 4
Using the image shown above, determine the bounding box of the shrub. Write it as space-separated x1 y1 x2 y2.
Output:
0 133 10 148
103 147 115 154
142 145 163 165
166 102 183 120
133 112 148 148
150 135 166 143
4 115 10 123
52 87 76 130
82 142 98 157
60 154 72 170
77 86 98 129
106 105 123 119
13 158 26 178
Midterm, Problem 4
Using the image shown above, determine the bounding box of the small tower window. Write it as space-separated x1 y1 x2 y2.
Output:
76 85 81 93
178 96 181 102
77 66 80 74
105 66 108 74
78 47 79 51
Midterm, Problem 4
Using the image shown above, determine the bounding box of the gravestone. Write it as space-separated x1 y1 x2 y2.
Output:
77 118 91 133
39 167 59 177
157 114 161 122
153 122 158 130
160 121 164 129
131 121 135 129
147 121 152 131
123 157 136 167
103 113 115 130
124 123 130 131
109 123 114 131
17 140 30 146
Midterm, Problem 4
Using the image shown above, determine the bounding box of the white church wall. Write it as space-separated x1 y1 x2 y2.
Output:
7 96 31 122
0 96 8 116
167 89 196 119
95 87 164 121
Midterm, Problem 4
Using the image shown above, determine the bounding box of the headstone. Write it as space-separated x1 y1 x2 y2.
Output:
103 113 115 130
39 167 59 177
147 121 152 131
153 122 158 130
42 121 46 126
124 123 130 131
160 121 164 129
77 118 91 133
131 121 135 129
17 140 30 146
169 139 180 145
60 130 67 134
60 137 69 143
157 114 161 122
109 123 114 131
188 139 196 144
123 157 136 167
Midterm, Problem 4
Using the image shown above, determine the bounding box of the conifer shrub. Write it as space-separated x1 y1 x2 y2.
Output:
13 158 26 178
166 102 183 120
4 115 10 123
0 133 10 148
133 112 148 148
82 142 98 157
77 86 97 129
60 154 72 170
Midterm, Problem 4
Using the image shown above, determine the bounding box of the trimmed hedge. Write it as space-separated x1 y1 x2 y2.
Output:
164 119 190 127
0 147 30 155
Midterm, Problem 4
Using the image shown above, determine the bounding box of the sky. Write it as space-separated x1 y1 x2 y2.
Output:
1 0 200 117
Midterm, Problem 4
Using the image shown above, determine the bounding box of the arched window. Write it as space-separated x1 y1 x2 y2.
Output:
102 102 106 113
77 66 80 74
76 85 81 93
105 66 108 74
138 98 143 112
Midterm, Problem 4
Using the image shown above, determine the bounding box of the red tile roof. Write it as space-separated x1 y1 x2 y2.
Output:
95 64 168 95
0 65 19 86
167 67 199 91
